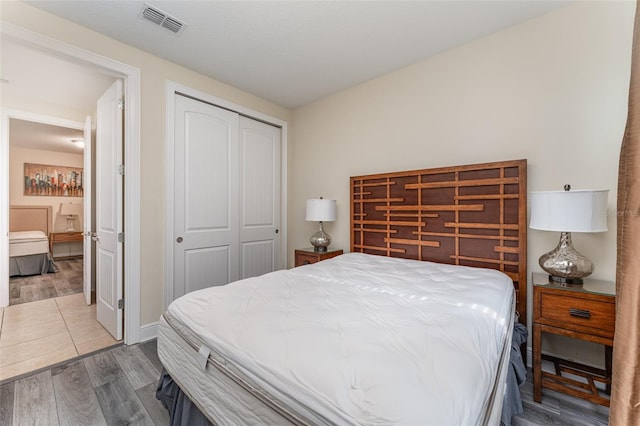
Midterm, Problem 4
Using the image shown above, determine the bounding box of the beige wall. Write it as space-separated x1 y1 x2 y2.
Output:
1 1 292 326
9 147 84 256
290 2 635 366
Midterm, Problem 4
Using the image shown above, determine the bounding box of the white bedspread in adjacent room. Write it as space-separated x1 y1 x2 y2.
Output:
9 231 49 257
167 252 515 426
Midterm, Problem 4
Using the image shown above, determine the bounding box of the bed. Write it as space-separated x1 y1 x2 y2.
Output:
156 159 528 426
9 205 57 276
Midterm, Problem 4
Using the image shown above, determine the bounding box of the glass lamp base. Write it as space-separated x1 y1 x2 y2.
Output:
310 221 331 252
65 216 76 233
539 232 593 285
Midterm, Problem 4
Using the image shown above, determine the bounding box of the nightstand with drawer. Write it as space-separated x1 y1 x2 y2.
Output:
49 232 84 260
294 248 343 267
532 272 615 406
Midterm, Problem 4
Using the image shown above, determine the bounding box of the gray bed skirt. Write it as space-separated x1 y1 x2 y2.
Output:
156 370 213 426
9 253 58 277
502 322 529 426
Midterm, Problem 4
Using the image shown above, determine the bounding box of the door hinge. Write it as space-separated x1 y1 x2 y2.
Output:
118 164 125 175
118 232 125 243
118 99 124 110
118 299 125 309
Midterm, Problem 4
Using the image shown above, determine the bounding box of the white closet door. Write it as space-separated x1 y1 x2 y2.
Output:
239 116 281 279
174 94 240 299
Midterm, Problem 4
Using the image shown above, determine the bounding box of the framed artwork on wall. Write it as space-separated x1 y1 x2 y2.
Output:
23 163 84 197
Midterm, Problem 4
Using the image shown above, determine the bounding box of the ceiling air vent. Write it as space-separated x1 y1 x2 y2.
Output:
139 3 186 35
161 16 184 34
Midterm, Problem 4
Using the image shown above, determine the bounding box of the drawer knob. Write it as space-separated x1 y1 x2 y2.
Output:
569 308 591 319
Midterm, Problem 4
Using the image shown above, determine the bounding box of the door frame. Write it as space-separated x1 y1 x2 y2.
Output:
0 23 142 344
164 81 288 309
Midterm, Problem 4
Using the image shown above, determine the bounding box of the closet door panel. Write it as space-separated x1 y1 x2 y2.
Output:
184 113 230 231
174 95 239 299
184 246 230 293
241 241 274 280
239 117 281 279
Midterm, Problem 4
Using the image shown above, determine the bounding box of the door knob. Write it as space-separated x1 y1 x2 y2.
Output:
91 232 99 242
176 237 183 243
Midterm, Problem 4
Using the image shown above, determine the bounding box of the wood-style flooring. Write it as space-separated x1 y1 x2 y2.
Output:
0 339 610 426
0 340 167 426
9 259 83 305
514 370 609 426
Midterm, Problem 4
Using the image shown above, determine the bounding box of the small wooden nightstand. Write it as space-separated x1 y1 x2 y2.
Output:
49 232 84 259
532 272 615 406
294 247 343 267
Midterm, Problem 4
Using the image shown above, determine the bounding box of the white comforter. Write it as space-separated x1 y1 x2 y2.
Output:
168 252 514 425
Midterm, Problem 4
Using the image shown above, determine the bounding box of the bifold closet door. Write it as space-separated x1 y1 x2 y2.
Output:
173 94 240 299
173 94 282 300
239 116 281 279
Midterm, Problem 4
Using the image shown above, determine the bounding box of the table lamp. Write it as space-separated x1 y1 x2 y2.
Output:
305 197 336 252
529 185 609 285
59 202 83 232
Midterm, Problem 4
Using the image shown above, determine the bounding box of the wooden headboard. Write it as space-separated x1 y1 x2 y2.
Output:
350 159 527 327
9 205 53 236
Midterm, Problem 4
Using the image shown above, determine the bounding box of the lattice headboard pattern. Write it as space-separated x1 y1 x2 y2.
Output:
350 159 527 324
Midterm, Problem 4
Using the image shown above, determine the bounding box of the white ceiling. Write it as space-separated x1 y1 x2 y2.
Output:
1 38 115 153
1 39 116 115
23 0 570 109
10 118 85 155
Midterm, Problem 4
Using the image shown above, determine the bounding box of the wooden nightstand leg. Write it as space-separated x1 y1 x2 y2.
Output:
533 324 542 403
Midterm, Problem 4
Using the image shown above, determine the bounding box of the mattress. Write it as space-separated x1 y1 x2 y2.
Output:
9 231 49 257
158 315 305 425
159 252 515 426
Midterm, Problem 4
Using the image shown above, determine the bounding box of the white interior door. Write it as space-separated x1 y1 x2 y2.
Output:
173 94 240 299
239 117 281 279
83 115 92 306
96 80 123 340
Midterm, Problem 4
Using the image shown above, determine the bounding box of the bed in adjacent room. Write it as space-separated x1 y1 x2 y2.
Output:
9 205 57 276
156 159 528 426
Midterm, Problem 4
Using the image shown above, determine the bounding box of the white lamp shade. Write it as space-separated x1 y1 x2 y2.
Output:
529 189 609 233
305 199 336 222
59 202 83 217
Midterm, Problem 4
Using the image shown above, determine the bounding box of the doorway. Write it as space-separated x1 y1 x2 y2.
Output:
0 24 142 346
7 117 87 306
1 115 121 382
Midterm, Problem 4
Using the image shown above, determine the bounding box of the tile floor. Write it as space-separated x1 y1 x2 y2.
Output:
0 293 121 382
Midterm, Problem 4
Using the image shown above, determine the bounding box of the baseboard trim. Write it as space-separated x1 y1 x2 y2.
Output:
138 322 158 342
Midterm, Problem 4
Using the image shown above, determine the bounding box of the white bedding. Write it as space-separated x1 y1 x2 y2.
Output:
9 231 49 257
164 252 515 425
